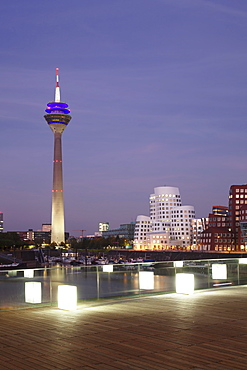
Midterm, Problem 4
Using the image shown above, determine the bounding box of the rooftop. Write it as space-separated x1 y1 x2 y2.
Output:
1 285 247 369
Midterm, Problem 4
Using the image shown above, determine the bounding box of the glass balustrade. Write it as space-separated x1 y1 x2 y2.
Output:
1 258 247 309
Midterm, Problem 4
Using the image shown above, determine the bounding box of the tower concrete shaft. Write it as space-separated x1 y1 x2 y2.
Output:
51 130 64 244
44 69 71 245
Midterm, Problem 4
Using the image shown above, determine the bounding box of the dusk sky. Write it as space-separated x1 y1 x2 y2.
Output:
1 0 247 236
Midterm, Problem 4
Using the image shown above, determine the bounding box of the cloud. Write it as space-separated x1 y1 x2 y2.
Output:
199 0 247 19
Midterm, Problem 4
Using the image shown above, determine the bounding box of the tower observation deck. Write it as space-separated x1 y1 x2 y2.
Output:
44 68 72 245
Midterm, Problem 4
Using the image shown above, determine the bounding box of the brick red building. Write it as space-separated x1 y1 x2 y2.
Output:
200 227 234 252
200 184 247 252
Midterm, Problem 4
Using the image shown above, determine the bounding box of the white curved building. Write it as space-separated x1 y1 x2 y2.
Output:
134 186 195 250
170 205 195 248
150 186 181 230
134 215 151 250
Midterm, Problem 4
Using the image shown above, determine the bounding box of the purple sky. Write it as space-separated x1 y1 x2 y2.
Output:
1 0 247 237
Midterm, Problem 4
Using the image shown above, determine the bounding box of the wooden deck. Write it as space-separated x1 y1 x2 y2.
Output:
1 285 247 369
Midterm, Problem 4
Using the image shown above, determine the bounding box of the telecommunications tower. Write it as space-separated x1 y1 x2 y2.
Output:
44 68 72 245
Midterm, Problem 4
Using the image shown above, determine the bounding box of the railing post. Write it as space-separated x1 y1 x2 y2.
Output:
138 263 140 294
50 275 52 306
207 261 210 289
96 265 100 300
237 261 240 286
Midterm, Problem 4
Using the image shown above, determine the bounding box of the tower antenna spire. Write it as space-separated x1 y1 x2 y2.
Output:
55 67 61 102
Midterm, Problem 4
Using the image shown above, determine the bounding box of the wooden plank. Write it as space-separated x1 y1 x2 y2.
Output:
1 285 247 369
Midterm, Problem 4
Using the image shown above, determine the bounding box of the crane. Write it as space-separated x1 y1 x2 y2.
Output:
72 229 87 263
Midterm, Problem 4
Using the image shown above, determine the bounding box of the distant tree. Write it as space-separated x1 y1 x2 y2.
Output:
69 236 132 252
34 238 43 248
0 232 25 249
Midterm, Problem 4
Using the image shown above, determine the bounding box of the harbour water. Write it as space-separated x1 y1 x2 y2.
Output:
0 264 177 308
0 258 244 309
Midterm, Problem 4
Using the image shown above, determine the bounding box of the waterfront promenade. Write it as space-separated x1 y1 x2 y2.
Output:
1 286 247 369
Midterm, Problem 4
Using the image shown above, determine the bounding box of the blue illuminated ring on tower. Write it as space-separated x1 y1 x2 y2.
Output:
45 101 70 115
48 121 69 125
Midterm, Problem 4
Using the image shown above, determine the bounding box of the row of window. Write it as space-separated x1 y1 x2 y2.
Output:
171 232 189 236
172 223 189 227
135 226 150 230
136 221 151 224
172 214 194 218
209 223 227 227
150 216 173 220
215 246 235 251
171 210 195 213
152 240 167 243
210 217 226 221
172 227 189 231
203 239 232 243
150 203 179 208
203 232 232 237
150 211 170 214
231 188 247 193
229 200 247 204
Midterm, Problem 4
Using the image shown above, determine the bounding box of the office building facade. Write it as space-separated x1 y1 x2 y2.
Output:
200 184 247 251
190 218 208 249
99 222 110 232
102 222 135 240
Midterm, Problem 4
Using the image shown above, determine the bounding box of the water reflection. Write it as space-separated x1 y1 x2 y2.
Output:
0 265 177 307
0 258 246 309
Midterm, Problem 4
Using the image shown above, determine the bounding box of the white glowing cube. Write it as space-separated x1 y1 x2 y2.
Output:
25 282 42 304
212 264 227 279
239 258 247 264
139 271 154 290
8 270 17 277
176 273 194 294
58 285 77 310
173 261 183 268
24 269 34 278
103 265 113 272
